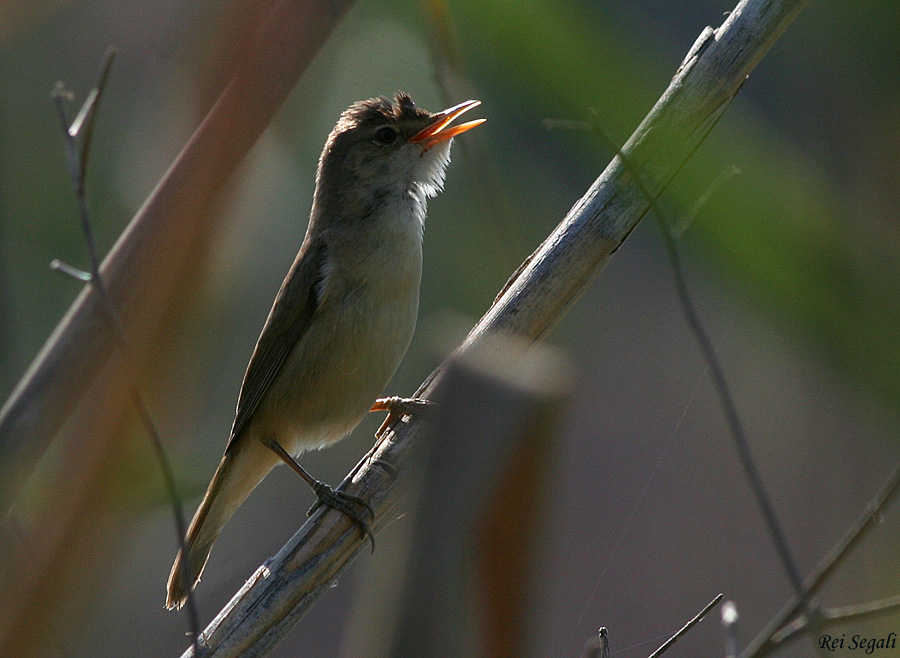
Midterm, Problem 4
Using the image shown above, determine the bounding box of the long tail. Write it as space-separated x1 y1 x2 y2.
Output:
166 444 274 610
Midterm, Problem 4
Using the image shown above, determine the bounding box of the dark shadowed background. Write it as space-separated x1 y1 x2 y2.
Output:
1 0 899 656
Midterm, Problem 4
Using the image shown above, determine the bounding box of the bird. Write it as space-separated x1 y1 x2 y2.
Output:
165 92 484 610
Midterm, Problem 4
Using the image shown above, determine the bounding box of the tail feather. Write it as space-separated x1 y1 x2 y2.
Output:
166 444 274 610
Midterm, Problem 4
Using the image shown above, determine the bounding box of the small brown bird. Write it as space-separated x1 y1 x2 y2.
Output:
165 93 484 609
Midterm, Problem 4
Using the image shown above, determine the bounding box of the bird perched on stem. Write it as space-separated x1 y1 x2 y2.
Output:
166 92 484 610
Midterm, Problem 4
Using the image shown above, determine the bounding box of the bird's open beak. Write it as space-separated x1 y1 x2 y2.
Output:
409 99 486 149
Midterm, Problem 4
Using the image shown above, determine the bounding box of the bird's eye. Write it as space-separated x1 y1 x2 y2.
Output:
373 126 398 145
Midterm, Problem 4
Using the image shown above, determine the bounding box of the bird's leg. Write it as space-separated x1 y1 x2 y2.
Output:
333 397 436 521
370 396 437 437
265 439 375 551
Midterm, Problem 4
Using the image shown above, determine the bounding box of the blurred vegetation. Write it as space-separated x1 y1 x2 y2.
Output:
1 0 899 656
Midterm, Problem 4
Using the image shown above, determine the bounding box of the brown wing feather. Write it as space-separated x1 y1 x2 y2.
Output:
227 238 326 446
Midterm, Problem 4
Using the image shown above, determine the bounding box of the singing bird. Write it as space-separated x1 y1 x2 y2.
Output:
165 93 484 609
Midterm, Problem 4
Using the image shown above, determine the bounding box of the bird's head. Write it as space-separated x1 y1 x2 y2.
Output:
313 93 484 218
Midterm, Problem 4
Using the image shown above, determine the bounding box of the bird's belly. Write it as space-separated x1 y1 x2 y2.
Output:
260 282 419 455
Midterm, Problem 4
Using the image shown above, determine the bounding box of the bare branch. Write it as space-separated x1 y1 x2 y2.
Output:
69 46 115 182
49 259 91 282
589 105 804 595
648 594 723 658
769 595 900 648
13 52 204 656
740 460 900 658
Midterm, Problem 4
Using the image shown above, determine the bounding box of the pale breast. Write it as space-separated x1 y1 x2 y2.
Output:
259 200 424 454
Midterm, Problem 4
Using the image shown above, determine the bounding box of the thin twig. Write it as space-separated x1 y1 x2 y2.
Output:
70 46 115 180
49 259 91 282
740 460 900 658
647 594 723 658
770 594 900 646
51 51 201 653
823 595 900 624
587 109 805 596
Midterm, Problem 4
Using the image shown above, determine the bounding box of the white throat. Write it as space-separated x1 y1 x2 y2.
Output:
406 138 453 234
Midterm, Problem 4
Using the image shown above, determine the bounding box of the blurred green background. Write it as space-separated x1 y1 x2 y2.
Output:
1 0 899 656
